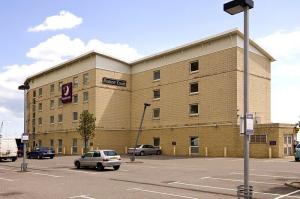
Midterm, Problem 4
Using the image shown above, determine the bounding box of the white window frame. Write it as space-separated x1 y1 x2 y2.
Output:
189 103 199 116
189 82 199 95
153 108 160 120
73 112 78 121
83 91 89 102
58 114 63 123
153 70 160 81
153 89 160 100
189 60 199 74
50 100 55 110
50 115 55 125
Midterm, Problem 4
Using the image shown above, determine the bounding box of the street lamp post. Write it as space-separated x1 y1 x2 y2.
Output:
18 83 30 172
130 103 151 162
224 0 254 198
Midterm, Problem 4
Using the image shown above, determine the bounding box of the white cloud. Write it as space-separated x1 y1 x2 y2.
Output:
28 10 82 32
0 34 142 137
256 28 300 125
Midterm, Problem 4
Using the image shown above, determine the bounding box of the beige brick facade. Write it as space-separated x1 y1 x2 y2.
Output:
25 29 297 158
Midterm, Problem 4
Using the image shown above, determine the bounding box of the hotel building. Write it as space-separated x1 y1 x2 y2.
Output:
24 29 297 158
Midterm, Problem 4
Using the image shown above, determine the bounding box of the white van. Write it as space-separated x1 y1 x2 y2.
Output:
0 138 18 162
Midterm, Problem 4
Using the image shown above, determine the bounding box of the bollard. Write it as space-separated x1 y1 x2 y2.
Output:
56 147 59 155
189 147 191 156
173 146 176 156
269 147 272 158
96 147 99 150
224 147 227 157
125 146 128 154
205 147 208 157
70 147 73 155
91 146 93 151
81 147 84 155
63 147 66 155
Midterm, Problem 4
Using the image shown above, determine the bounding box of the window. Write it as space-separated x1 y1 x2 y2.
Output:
153 70 160 81
190 61 199 73
153 108 160 119
50 116 54 124
33 98 36 105
38 117 42 125
153 89 160 100
189 104 199 115
83 73 89 85
153 137 160 147
38 103 42 111
38 88 43 96
73 112 78 121
58 139 63 153
32 104 36 112
93 152 101 157
58 114 63 123
73 94 78 103
33 90 36 98
50 100 55 109
50 139 54 148
83 91 89 102
58 98 62 107
58 81 63 92
38 140 42 147
190 82 199 94
73 76 79 88
84 152 93 157
250 135 267 143
72 138 78 154
50 84 55 93
190 136 199 154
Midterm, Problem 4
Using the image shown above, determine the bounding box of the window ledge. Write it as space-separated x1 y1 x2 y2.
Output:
83 101 89 103
189 114 199 117
190 71 199 75
72 120 78 123
189 92 199 96
153 98 160 101
153 118 160 120
153 79 160 82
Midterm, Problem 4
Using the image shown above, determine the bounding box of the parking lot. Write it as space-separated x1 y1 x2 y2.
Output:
0 155 300 199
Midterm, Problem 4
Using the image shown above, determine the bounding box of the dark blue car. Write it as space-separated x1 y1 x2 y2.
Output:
27 147 55 159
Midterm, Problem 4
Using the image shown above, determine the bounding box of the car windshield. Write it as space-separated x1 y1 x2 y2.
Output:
103 151 117 156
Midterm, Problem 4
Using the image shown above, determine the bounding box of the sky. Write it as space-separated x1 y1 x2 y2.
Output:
0 0 300 138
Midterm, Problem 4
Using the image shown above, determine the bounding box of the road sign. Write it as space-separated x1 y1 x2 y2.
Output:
22 134 29 143
240 113 254 135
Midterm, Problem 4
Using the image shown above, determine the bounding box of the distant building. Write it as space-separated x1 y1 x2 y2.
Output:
24 29 297 158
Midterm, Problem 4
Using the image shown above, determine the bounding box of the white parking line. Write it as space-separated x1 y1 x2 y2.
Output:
61 169 97 175
0 177 14 182
274 190 300 199
201 176 283 185
127 188 199 199
32 172 62 178
251 169 300 175
169 181 300 198
230 172 299 179
69 195 95 199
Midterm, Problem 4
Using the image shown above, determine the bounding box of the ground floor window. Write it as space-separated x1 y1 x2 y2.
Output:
190 136 199 154
284 135 293 156
38 140 42 147
250 135 267 143
58 139 63 153
72 138 78 154
50 139 54 149
153 137 160 147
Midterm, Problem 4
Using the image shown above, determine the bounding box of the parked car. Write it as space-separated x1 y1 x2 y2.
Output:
295 144 300 161
27 147 55 159
127 144 161 156
74 150 121 171
0 138 18 162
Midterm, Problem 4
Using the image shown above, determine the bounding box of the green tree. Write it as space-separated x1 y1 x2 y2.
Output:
77 110 96 153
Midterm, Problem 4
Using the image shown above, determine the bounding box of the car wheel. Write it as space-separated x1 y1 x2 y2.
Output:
38 155 42 159
75 161 81 169
96 163 104 171
113 165 120 170
295 157 299 162
156 150 161 155
140 151 145 156
11 157 17 162
50 156 54 159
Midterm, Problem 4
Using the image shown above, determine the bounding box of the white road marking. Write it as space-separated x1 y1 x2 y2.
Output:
69 195 95 199
0 167 18 172
120 169 129 172
251 169 300 175
168 181 300 198
201 176 283 185
230 172 299 179
274 190 300 199
61 169 97 175
127 188 199 199
32 172 62 178
0 177 14 182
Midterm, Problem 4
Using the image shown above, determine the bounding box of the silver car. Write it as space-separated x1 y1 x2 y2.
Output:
74 150 121 171
127 144 161 156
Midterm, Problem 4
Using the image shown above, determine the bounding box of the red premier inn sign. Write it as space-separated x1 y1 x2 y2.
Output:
61 83 72 103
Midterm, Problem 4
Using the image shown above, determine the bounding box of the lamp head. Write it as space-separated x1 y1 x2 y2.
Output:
224 0 254 15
